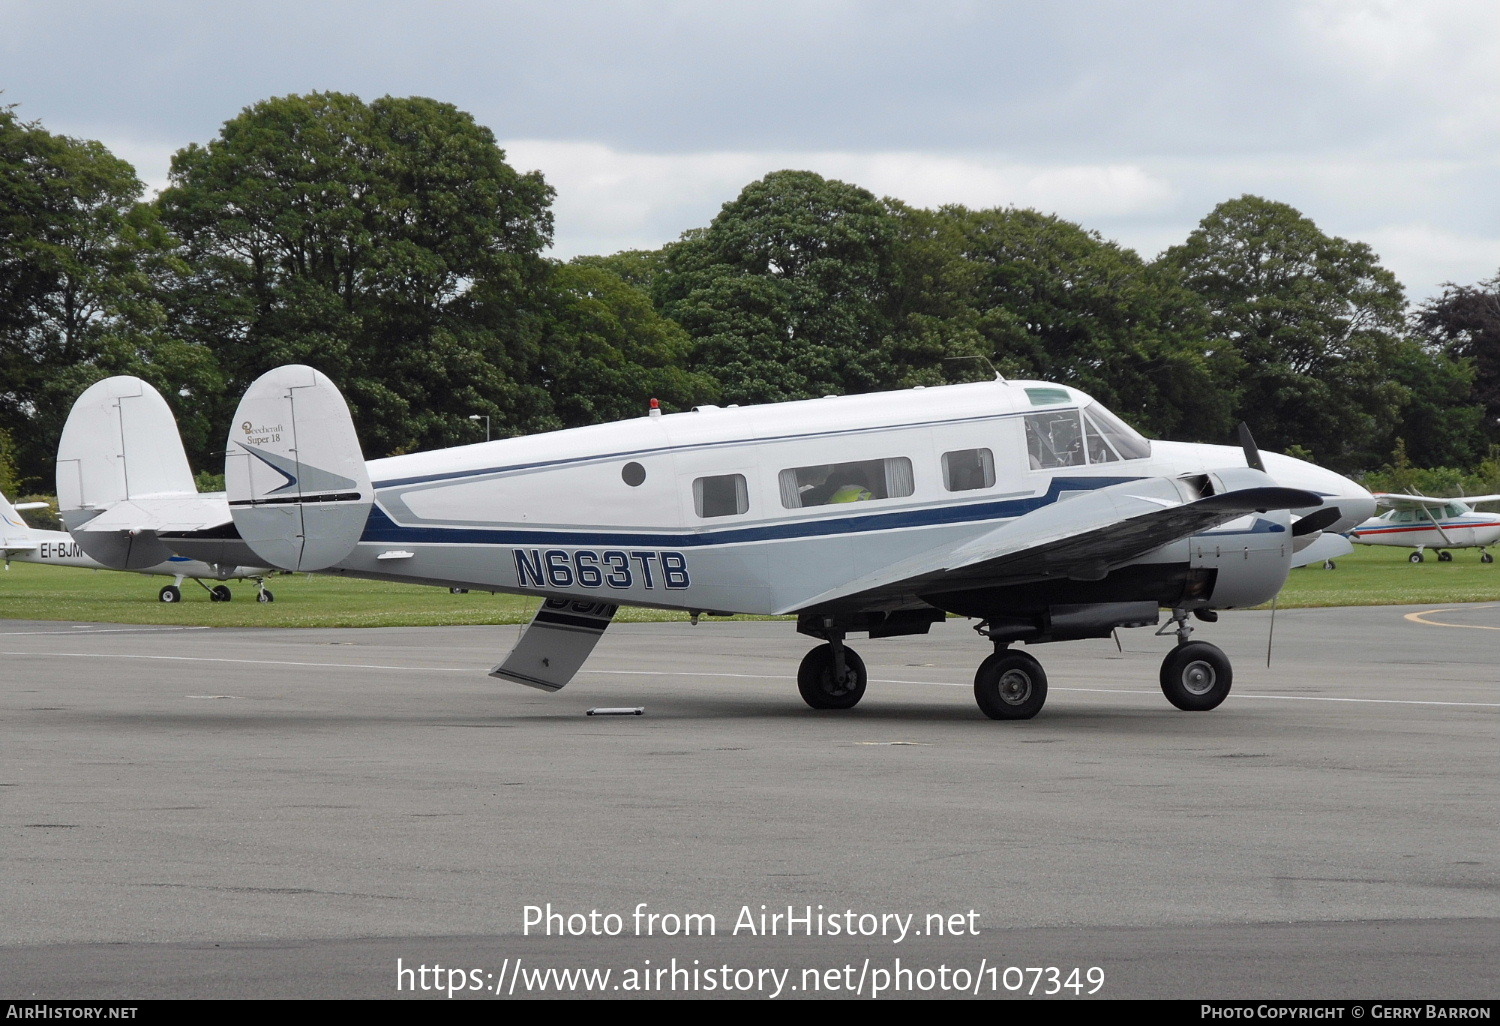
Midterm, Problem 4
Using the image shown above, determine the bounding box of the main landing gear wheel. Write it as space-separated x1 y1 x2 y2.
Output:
797 644 867 710
973 651 1048 720
158 585 181 603
1437 550 1452 562
1160 641 1232 711
257 589 275 603
210 585 232 602
1409 551 1425 563
1483 552 1495 564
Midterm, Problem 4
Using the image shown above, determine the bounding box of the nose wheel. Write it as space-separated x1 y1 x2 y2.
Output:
1160 641 1232 711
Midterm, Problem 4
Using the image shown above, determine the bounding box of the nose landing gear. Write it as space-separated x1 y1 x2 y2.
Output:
1156 608 1232 711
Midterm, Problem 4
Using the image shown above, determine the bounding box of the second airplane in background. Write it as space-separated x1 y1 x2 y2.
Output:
1349 492 1500 563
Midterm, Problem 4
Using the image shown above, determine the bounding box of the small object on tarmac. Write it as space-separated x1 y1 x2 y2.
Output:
587 707 645 716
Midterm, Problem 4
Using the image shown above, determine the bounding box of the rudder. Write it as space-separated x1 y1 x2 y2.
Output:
226 365 372 571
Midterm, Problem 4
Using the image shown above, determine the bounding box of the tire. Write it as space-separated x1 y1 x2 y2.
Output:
159 585 181 603
797 644 867 710
1483 553 1494 564
1409 551 1424 563
450 587 469 594
1324 560 1337 570
1438 550 1452 562
1160 641 1232 711
973 651 1047 720
257 589 274 603
210 585 232 602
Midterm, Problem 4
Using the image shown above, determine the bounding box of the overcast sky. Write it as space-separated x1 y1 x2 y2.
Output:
3 0 1496 301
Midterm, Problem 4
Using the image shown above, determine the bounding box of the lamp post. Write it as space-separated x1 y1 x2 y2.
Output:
469 414 490 441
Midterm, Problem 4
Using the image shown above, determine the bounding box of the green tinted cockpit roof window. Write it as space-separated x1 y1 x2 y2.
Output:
1025 387 1071 406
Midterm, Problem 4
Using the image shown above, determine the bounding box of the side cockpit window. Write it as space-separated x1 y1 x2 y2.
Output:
1025 410 1084 468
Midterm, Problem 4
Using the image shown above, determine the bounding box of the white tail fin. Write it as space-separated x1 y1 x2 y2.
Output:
1 490 40 550
226 365 372 571
55 376 196 569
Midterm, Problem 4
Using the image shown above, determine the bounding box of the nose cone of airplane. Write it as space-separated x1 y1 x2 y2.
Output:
1260 452 1376 534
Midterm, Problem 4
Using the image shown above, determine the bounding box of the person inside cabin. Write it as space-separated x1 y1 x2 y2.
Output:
826 471 874 503
800 465 835 504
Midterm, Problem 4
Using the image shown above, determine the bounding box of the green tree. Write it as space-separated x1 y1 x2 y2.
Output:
1160 195 1408 470
657 170 910 403
0 106 218 484
542 262 715 424
933 205 1233 439
1413 271 1500 448
156 92 556 458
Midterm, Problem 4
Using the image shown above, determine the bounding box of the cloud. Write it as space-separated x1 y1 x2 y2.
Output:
505 140 1177 255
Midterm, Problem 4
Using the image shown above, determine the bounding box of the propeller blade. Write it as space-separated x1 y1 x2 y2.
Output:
1238 422 1267 473
1291 506 1342 537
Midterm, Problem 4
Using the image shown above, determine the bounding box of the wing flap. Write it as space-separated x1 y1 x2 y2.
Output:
491 599 618 692
781 477 1319 613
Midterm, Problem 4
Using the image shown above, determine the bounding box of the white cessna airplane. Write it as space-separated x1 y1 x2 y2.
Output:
2 488 273 602
1349 492 1500 563
59 366 1374 719
47 376 276 601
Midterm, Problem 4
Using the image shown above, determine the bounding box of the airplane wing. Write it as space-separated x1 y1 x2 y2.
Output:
1373 492 1500 509
781 476 1319 614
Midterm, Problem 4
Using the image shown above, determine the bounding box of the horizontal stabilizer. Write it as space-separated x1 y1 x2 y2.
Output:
56 376 196 569
227 366 372 571
491 599 618 692
68 494 232 535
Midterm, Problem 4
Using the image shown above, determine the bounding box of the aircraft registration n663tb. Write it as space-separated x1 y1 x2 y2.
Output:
188 365 1373 720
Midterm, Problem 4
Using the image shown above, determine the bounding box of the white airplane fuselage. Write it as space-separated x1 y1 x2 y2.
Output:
1349 511 1500 551
263 380 1372 618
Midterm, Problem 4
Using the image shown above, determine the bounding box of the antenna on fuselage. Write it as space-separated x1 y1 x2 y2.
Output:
943 355 1006 383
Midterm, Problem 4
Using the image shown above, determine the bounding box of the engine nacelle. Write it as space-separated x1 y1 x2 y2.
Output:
1187 507 1293 609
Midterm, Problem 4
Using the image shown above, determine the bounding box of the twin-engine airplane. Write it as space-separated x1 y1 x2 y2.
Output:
1349 492 1500 563
2 488 271 602
57 367 1374 719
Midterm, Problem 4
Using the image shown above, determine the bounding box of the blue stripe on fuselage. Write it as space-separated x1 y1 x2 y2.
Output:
355 475 1245 548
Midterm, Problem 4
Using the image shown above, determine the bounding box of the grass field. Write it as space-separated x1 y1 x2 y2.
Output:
1 544 1496 628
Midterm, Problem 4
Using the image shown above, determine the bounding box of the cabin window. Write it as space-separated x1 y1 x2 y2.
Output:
942 448 995 491
694 474 749 518
779 457 915 508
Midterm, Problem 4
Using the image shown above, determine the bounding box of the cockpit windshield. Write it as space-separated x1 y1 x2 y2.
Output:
1082 402 1151 462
